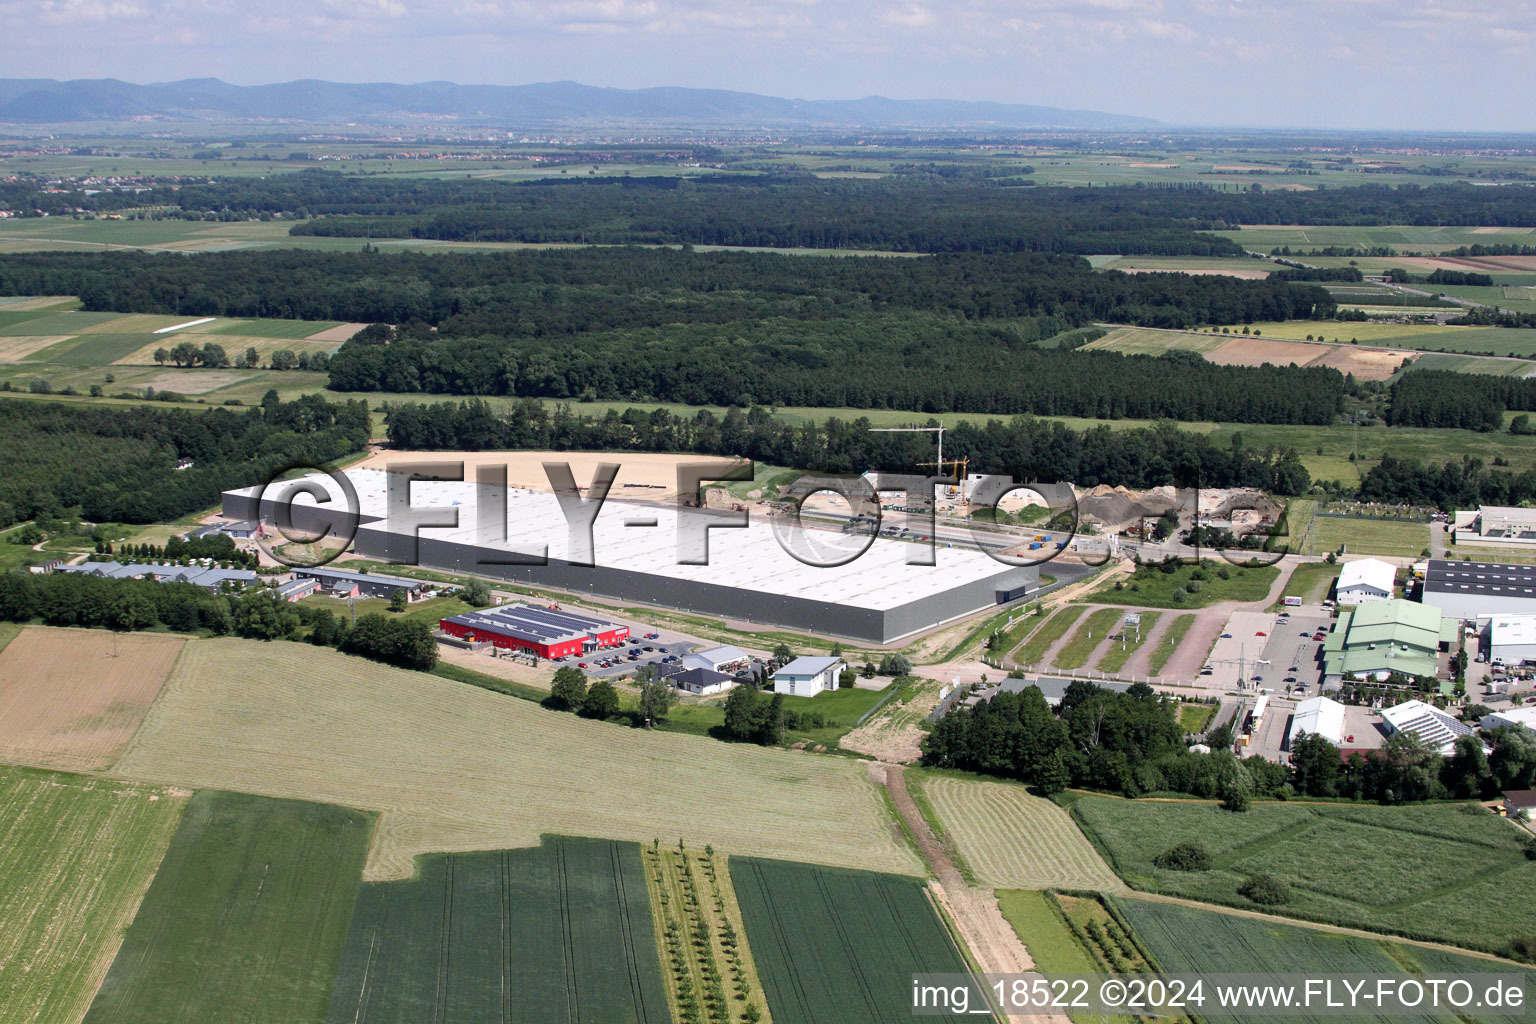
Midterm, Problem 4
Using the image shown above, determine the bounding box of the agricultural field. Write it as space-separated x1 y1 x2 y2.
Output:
1242 320 1536 358
1304 515 1430 558
326 836 669 1024
83 789 372 1024
1146 613 1195 675
1095 256 1272 278
0 626 184 771
1085 327 1417 381
1055 607 1123 669
109 638 922 881
1214 224 1536 255
1096 610 1162 675
1014 605 1086 667
0 767 187 1024
1120 898 1532 1024
1072 796 1536 957
916 774 1121 891
730 858 972 1024
1407 351 1536 377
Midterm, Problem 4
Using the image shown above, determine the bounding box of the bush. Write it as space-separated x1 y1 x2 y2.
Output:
1221 788 1250 812
1238 873 1290 905
1154 841 1212 871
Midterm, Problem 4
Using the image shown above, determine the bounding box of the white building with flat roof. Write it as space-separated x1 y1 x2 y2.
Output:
1481 706 1536 735
772 657 845 697
1335 558 1396 605
1288 695 1346 747
225 468 1037 644
1486 615 1536 666
1455 505 1536 548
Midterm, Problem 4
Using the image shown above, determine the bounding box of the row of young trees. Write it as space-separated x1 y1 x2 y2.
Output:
0 571 437 670
384 398 1317 495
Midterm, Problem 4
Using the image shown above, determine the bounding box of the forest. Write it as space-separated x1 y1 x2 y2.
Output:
1385 370 1536 430
383 398 1316 495
1357 452 1536 510
0 394 370 524
15 171 1532 249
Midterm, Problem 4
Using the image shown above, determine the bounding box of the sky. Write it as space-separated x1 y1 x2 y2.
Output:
2 0 1533 131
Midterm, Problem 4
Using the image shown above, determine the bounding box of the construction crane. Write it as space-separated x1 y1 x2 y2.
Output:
868 422 969 494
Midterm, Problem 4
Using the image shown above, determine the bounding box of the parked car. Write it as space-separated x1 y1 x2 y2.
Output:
1255 630 1267 637
1221 632 1233 639
577 662 588 668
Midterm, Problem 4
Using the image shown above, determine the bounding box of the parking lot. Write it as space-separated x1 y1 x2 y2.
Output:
553 633 697 679
1196 605 1334 696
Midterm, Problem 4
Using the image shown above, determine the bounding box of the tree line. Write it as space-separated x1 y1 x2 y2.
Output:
923 681 1535 806
0 393 370 524
384 398 1316 495
1386 370 1536 431
1358 452 1536 510
0 571 437 671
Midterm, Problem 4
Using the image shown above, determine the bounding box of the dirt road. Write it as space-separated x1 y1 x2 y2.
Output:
876 762 1065 1023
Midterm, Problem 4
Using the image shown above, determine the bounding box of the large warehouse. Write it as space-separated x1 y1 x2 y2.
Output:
1421 559 1536 619
224 467 1040 643
1453 505 1536 549
439 603 628 658
1486 615 1536 666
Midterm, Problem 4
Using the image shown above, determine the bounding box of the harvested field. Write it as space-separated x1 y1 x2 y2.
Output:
731 858 971 1024
0 626 183 771
919 775 1121 891
306 322 369 342
136 370 247 393
0 767 187 1024
110 638 920 881
1299 344 1417 380
76 313 194 334
84 790 371 1024
0 334 77 361
327 837 668 1024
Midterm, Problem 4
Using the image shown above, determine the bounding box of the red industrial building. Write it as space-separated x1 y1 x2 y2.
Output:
439 603 628 659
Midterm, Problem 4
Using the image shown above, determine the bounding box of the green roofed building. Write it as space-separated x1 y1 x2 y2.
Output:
1322 598 1455 685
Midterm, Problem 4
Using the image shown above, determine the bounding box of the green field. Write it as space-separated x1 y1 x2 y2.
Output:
1090 562 1279 609
1014 605 1087 666
731 858 972 1023
1073 797 1536 957
84 790 373 1024
1147 613 1196 675
0 767 187 1024
1407 351 1536 376
1055 607 1124 669
1215 225 1536 254
326 836 668 1024
1245 320 1536 357
1305 516 1430 558
1120 898 1530 1024
1280 562 1342 605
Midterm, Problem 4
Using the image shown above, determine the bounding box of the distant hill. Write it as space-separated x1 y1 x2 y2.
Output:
0 78 1159 130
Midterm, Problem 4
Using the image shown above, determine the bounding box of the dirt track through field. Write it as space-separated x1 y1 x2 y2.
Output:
876 763 1064 1023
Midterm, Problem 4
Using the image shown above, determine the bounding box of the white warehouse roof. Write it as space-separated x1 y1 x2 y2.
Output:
1379 699 1472 755
1336 558 1396 599
237 468 1031 614
1481 706 1536 733
1289 695 1346 747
